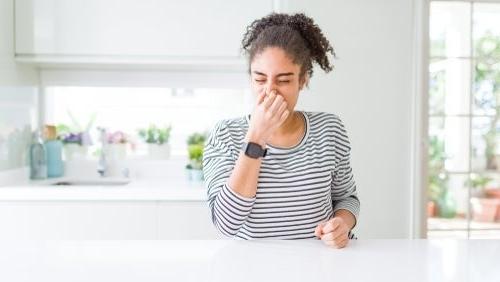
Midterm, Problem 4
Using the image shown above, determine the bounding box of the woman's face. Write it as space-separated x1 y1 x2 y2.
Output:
250 47 306 112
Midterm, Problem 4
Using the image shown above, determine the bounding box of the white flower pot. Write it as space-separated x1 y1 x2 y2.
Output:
185 168 192 181
103 143 127 177
147 143 171 160
105 143 127 161
64 144 88 161
190 169 204 181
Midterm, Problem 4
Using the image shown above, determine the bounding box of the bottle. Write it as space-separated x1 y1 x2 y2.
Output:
44 125 64 178
29 130 47 180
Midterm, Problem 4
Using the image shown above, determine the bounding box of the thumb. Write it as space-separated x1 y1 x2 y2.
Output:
315 221 326 238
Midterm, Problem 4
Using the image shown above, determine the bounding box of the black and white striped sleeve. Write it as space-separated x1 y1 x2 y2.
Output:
202 120 256 237
331 115 360 229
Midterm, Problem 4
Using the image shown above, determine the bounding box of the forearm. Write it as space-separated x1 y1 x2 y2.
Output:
206 128 267 237
227 131 265 198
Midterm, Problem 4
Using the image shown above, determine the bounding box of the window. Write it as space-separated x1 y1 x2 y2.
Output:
428 1 500 238
45 86 252 158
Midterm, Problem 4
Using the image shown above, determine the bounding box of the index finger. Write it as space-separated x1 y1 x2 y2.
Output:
256 88 268 105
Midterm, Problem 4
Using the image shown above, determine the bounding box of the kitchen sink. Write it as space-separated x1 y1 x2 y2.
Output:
51 178 131 186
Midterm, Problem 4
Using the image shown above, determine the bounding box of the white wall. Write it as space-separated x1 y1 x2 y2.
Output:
0 0 39 173
287 0 419 238
2 0 424 238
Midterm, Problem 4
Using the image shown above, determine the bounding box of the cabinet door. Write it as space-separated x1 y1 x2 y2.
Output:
0 202 157 239
15 0 274 58
157 202 223 239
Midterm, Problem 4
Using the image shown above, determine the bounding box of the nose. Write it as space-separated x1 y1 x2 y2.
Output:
264 81 279 94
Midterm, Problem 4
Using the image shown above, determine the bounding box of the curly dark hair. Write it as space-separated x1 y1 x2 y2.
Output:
241 12 335 81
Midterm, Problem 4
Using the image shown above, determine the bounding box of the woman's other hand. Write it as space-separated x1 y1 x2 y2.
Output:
314 217 350 249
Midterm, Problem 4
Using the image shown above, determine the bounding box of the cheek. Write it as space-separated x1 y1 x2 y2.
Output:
252 87 266 99
250 80 264 93
279 91 299 107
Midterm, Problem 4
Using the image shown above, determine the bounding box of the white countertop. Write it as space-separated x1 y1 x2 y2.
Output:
0 239 498 282
0 178 207 201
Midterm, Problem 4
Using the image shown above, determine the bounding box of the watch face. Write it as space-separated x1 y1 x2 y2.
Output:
245 142 264 158
248 144 261 156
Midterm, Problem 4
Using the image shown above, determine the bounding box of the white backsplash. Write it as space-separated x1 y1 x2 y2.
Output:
0 86 38 171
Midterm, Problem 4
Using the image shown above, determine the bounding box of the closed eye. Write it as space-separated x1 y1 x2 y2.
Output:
254 79 290 83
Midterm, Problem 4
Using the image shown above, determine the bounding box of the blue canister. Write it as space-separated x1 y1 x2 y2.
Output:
44 125 64 178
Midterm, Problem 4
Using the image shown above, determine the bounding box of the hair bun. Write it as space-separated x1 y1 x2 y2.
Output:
285 13 335 73
242 12 335 78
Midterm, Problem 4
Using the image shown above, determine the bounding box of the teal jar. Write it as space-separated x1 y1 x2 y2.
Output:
45 139 64 178
43 125 64 178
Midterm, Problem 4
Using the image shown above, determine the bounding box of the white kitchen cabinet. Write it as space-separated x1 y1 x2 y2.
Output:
157 202 222 240
0 200 222 240
15 0 275 66
0 201 158 239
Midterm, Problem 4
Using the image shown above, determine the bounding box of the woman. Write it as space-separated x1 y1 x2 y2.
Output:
203 13 359 248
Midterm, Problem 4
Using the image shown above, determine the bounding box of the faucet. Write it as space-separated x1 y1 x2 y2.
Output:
97 127 108 177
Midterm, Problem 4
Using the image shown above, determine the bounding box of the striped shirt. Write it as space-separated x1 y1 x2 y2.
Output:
203 111 360 240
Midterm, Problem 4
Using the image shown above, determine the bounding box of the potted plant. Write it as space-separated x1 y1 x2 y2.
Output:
138 124 172 159
471 197 500 222
57 127 93 161
56 113 95 161
485 189 500 221
188 144 204 181
465 173 497 222
185 132 207 181
485 187 500 199
475 180 500 221
465 173 492 198
105 130 133 161
465 173 500 222
428 136 452 218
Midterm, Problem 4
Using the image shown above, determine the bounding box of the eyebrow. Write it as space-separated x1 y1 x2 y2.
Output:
252 71 294 77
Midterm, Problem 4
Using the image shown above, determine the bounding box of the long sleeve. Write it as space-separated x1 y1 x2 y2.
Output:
203 120 256 237
331 115 360 229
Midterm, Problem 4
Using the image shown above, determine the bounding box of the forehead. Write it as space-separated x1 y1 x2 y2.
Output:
250 47 300 75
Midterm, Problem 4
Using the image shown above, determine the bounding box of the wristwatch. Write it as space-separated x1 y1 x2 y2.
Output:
242 141 267 159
